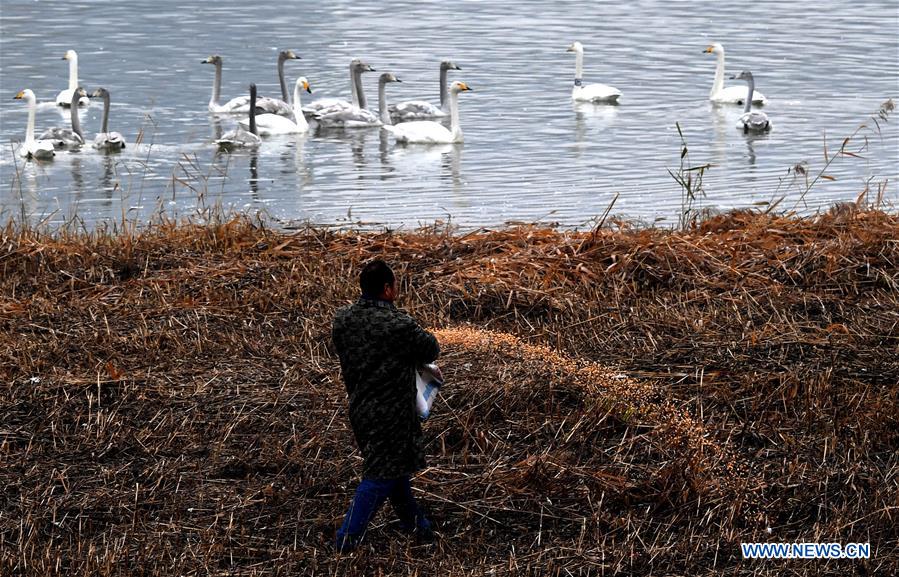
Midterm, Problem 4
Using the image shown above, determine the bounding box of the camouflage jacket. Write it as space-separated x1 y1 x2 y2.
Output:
332 298 440 479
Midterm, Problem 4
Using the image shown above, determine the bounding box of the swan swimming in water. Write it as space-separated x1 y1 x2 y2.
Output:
388 60 460 122
202 55 251 113
239 77 311 135
314 60 383 128
217 84 261 151
383 81 471 144
89 88 126 151
56 50 90 107
302 59 375 117
14 89 56 159
40 87 89 148
704 43 767 105
567 42 621 103
376 72 403 125
731 71 771 133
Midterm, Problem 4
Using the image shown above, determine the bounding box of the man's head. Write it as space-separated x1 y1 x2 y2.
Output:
360 259 396 302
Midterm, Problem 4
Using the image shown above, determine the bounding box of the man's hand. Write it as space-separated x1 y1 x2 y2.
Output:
427 363 444 383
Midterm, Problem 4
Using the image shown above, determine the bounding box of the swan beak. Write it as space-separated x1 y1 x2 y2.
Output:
396 78 403 82
303 80 311 93
13 90 25 99
459 83 472 92
703 46 714 53
729 74 736 80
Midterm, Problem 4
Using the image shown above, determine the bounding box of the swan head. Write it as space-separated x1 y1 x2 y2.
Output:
566 41 584 54
730 70 754 82
351 58 376 73
89 87 110 99
13 89 35 102
279 49 301 62
63 50 77 61
379 72 402 85
295 77 312 93
75 87 88 99
704 43 724 56
202 55 223 65
450 81 472 94
441 60 461 71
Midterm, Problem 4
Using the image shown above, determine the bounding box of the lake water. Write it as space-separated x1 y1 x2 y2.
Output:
1 0 897 229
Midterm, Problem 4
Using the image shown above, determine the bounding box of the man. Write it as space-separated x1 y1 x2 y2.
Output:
331 259 440 552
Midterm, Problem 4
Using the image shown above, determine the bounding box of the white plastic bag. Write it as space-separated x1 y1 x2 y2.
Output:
415 363 444 420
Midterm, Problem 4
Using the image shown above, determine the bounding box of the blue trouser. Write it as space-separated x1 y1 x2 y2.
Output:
335 476 431 551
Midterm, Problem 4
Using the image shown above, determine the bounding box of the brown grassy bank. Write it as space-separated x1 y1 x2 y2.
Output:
1 208 897 575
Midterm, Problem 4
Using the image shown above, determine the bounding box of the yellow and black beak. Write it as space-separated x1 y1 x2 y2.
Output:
13 90 25 100
459 82 472 92
303 80 312 94
703 46 714 54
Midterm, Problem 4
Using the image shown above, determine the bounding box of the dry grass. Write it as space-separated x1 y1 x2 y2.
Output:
1 207 897 575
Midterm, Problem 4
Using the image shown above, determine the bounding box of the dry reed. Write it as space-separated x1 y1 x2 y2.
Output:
1 207 897 575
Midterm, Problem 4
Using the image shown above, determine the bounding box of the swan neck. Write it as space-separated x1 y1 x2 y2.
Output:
70 93 83 137
68 54 78 91
211 61 222 105
439 67 448 109
744 77 754 114
449 90 461 138
711 52 725 97
350 64 359 107
249 89 257 135
25 95 36 143
278 58 289 102
378 80 391 125
101 92 111 134
292 83 308 131
574 50 584 83
353 68 367 109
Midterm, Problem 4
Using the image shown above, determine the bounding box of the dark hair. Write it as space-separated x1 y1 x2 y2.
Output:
359 259 395 297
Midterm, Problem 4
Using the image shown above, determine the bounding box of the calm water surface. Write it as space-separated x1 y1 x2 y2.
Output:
1 0 897 228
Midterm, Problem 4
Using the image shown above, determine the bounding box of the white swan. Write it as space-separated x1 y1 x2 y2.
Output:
254 49 302 117
56 50 90 107
202 55 251 113
240 77 311 135
388 60 460 122
566 42 621 103
89 88 126 150
383 81 471 144
13 90 56 159
217 84 261 151
39 87 88 148
303 59 375 117
704 43 767 105
731 71 771 133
